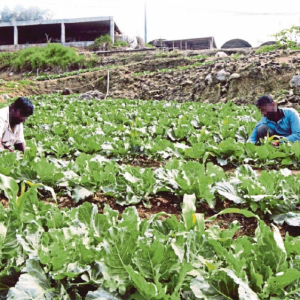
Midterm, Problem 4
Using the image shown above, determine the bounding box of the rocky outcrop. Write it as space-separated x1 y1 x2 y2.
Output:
79 90 105 100
2 48 300 106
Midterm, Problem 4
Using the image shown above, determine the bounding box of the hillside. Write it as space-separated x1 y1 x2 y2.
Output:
1 47 300 105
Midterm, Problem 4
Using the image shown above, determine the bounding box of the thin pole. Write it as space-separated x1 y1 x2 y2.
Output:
144 0 147 43
105 70 109 100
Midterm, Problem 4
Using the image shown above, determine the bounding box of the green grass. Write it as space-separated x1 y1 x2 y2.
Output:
145 43 154 48
0 52 17 69
189 54 208 60
155 52 169 58
19 80 32 86
230 53 243 60
255 45 279 54
132 60 215 76
0 79 33 95
113 40 129 48
256 43 300 54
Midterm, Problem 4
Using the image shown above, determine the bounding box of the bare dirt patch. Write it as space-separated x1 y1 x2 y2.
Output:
274 51 300 64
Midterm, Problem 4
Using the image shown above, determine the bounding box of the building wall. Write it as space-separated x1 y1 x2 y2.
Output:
0 17 119 48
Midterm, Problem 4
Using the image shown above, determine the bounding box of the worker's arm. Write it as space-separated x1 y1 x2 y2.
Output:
0 120 5 150
247 126 258 144
0 138 13 152
14 124 25 153
247 118 266 144
14 142 25 153
284 110 300 142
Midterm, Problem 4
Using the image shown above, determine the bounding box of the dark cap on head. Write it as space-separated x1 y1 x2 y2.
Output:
255 95 274 107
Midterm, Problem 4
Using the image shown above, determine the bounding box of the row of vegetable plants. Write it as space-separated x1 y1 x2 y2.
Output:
20 95 300 168
35 67 102 81
1 149 300 225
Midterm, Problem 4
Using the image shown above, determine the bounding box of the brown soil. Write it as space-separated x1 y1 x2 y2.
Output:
117 156 162 169
2 185 297 238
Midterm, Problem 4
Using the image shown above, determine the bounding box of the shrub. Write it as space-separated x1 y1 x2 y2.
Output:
113 40 129 48
0 52 16 70
273 25 300 49
145 43 154 48
256 26 300 54
88 34 113 51
10 43 87 72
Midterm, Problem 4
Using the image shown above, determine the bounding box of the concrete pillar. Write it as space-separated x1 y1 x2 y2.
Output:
110 17 114 44
14 25 18 46
180 40 182 50
61 23 65 45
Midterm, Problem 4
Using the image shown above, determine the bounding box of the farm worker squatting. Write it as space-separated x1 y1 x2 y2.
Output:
247 95 300 146
0 97 34 153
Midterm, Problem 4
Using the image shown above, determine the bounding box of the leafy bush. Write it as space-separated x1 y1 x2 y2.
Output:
88 34 128 50
145 43 154 48
273 25 300 49
256 25 300 54
88 34 113 51
10 43 88 71
113 40 129 48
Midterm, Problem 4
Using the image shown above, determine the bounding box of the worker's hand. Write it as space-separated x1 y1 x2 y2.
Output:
3 146 13 152
272 141 280 147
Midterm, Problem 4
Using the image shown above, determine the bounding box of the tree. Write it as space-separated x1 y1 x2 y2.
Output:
0 5 52 23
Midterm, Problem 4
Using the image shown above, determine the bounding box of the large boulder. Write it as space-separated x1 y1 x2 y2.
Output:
215 51 228 58
290 74 300 95
216 69 231 82
290 75 300 88
79 90 105 100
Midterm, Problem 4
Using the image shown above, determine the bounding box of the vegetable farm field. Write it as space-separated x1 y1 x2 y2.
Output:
1 94 300 299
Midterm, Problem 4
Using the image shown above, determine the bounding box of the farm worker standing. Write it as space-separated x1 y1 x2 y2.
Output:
247 95 300 146
0 97 34 153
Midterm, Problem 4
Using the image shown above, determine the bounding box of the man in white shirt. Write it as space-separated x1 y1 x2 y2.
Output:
0 97 34 153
